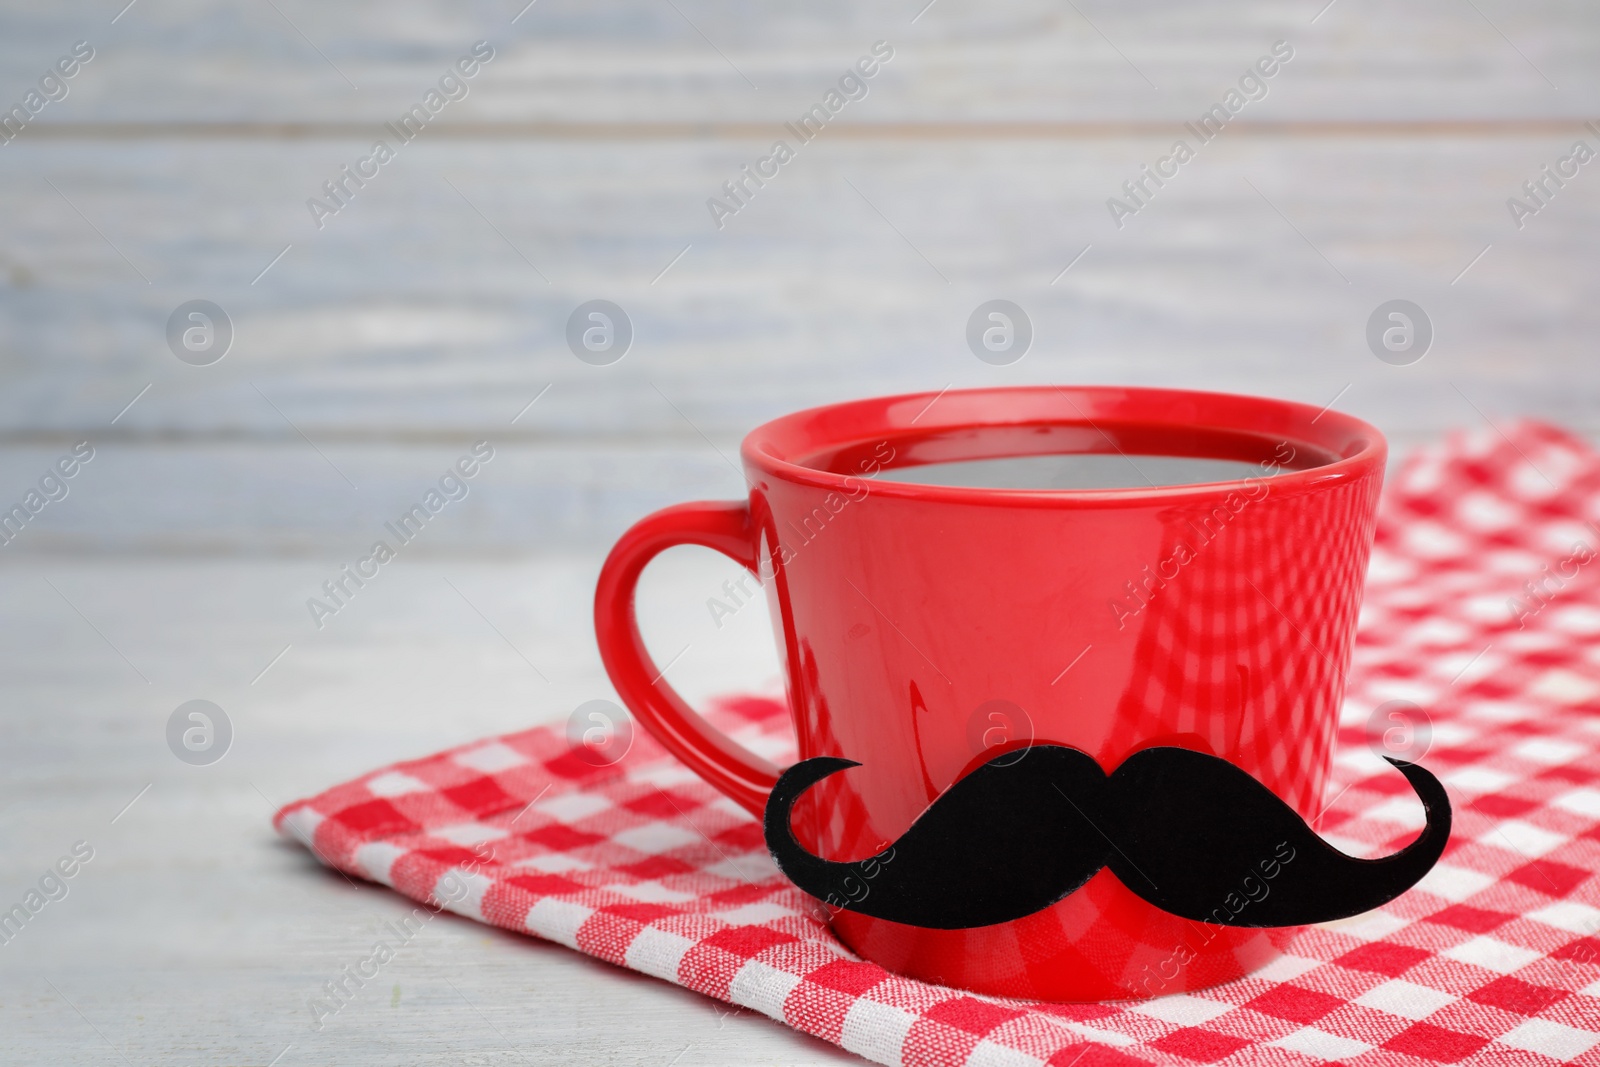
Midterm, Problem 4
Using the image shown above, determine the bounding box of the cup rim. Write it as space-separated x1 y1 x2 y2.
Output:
741 385 1386 505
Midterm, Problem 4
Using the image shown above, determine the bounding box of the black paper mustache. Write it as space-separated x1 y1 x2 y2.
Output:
765 744 1450 930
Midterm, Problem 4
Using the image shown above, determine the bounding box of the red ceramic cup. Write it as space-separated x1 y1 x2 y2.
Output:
594 386 1385 1000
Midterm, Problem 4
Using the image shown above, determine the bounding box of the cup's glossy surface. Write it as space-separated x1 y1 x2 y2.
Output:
595 386 1386 1001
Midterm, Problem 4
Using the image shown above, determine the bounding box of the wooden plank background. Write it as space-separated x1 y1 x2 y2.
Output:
0 0 1596 554
2 1 1599 1063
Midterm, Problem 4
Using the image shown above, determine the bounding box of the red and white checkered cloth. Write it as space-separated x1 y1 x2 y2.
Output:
277 420 1600 1067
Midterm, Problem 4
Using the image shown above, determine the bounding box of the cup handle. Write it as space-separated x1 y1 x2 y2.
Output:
594 500 781 817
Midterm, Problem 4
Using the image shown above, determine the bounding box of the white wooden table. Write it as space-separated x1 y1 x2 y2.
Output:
0 551 850 1065
3 0 1600 1062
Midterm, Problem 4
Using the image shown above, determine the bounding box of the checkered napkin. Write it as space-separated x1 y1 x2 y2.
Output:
276 420 1600 1067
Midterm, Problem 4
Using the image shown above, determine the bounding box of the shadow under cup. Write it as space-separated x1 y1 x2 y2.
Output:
600 386 1387 1002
